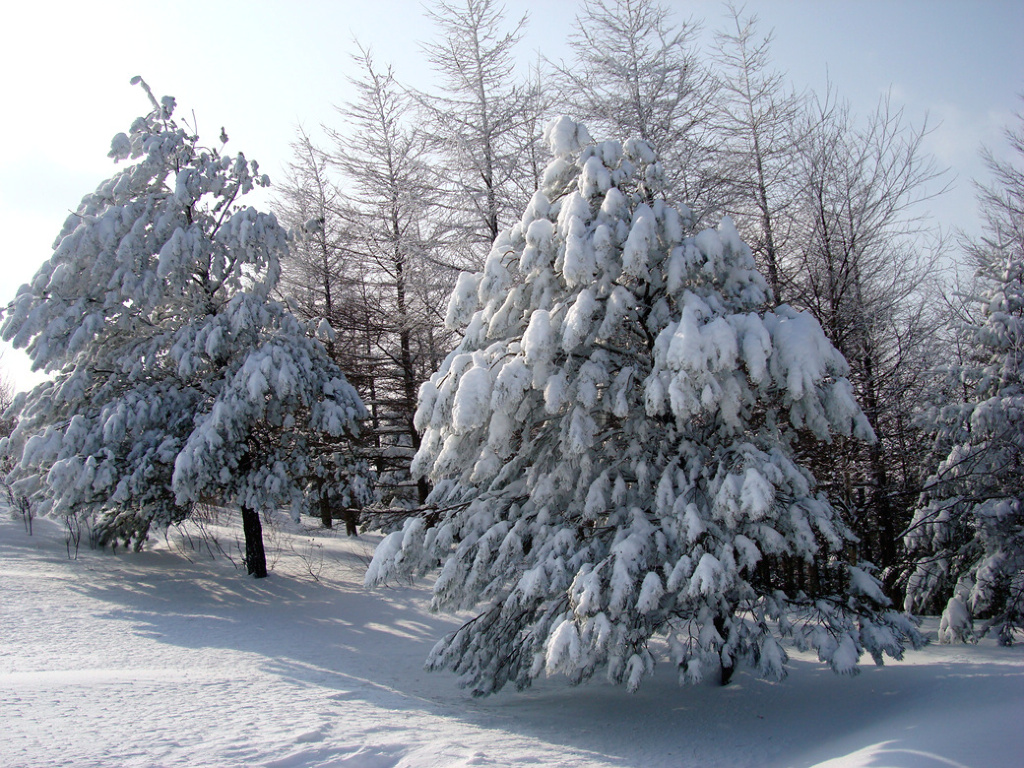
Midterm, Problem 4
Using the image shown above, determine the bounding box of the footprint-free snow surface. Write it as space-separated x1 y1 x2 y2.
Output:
2 509 1022 768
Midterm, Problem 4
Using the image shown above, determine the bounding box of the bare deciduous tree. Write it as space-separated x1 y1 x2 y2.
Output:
419 0 545 255
330 46 457 507
554 0 720 220
789 91 949 579
710 4 806 301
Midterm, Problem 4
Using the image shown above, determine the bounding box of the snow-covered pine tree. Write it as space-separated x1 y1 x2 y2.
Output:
905 112 1024 644
1 79 369 577
366 117 922 694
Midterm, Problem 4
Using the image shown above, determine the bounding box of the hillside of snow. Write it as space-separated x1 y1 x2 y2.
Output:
2 508 1022 768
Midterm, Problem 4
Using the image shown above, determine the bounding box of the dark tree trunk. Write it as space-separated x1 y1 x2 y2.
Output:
241 505 268 578
319 492 333 529
714 614 734 685
861 351 897 570
343 508 359 537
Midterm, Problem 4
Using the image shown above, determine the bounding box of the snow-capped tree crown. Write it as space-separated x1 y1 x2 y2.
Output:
368 116 917 696
6 79 281 374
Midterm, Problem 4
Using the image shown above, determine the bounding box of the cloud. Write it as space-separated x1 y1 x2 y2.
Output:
923 100 1015 171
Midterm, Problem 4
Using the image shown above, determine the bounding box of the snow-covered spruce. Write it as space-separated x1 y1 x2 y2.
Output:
1 79 370 575
905 255 1024 644
366 117 922 694
904 117 1024 643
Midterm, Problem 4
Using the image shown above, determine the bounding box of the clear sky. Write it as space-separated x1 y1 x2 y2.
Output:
1 0 1021 390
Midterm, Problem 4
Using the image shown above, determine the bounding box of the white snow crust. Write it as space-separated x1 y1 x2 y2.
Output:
3 511 1022 768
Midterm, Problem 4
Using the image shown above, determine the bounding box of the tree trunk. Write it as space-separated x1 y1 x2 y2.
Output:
319 491 333 529
343 508 359 537
714 614 734 685
861 350 897 570
241 505 268 578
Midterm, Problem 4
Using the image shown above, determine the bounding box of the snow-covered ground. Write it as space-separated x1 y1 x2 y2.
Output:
2 509 1022 768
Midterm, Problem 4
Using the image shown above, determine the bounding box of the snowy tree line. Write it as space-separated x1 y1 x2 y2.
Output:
1 0 1021 692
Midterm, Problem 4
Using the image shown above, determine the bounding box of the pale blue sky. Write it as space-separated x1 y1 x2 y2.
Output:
1 0 1021 389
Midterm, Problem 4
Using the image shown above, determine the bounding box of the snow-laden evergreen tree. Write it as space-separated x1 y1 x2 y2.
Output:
366 117 922 694
1 79 369 576
905 111 1024 644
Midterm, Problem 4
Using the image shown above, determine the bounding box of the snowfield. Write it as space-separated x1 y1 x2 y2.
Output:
2 509 1022 768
